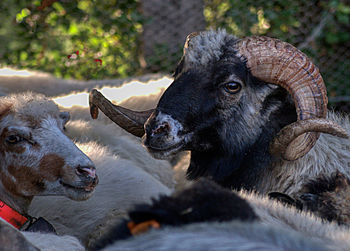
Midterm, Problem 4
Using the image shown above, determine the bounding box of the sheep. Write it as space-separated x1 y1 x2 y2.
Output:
0 90 174 249
0 92 101 250
89 29 350 222
0 70 177 249
0 92 98 208
2 65 349 249
94 179 350 251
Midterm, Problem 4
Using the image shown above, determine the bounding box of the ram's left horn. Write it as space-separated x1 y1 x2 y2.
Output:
89 89 154 137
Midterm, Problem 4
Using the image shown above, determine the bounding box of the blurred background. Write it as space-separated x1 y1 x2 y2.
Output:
0 0 349 110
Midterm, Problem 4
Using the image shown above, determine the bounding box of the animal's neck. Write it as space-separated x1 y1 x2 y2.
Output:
0 182 32 215
187 101 297 191
188 140 271 191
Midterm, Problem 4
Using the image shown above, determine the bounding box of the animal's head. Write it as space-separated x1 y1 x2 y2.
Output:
89 30 348 163
0 93 98 201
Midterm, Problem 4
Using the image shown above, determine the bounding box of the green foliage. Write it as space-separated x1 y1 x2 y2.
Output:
204 0 301 39
0 0 143 80
1 0 349 101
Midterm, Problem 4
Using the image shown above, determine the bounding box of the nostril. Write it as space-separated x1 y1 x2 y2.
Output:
76 166 96 179
153 122 170 136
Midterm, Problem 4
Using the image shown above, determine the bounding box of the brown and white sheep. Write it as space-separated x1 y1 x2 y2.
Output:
0 92 101 249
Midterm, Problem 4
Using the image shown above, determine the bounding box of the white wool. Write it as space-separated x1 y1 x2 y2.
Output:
101 220 332 251
239 191 350 246
102 191 350 251
22 232 84 251
65 119 175 189
257 111 350 195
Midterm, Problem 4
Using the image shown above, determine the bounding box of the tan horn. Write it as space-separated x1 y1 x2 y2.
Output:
270 118 349 158
236 36 346 160
89 89 154 137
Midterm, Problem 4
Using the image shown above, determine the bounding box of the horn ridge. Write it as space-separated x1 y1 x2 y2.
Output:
235 36 333 160
270 118 349 160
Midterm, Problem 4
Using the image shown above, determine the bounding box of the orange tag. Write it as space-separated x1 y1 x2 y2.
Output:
127 220 160 235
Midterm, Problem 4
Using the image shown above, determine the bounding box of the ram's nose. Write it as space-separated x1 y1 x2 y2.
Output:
152 121 171 137
143 111 183 149
144 112 169 145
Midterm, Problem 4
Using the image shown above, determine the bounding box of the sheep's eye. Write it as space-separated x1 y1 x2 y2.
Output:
6 135 23 144
223 82 242 94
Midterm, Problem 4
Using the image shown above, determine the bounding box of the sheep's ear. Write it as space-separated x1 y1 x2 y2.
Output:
59 111 70 125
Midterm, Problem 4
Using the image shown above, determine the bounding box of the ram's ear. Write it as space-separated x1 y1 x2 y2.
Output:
173 56 185 77
59 111 70 125
173 31 201 78
183 31 200 54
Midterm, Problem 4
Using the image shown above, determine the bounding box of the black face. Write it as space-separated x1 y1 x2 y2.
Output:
143 43 296 187
145 50 269 154
143 66 221 159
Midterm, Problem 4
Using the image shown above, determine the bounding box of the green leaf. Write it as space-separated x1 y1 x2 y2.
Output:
16 8 31 23
68 23 79 35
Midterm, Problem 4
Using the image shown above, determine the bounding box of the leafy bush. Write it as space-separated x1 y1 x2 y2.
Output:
1 0 349 102
0 0 143 80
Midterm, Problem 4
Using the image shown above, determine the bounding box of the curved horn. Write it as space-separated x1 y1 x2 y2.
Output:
89 89 154 137
235 36 346 160
270 118 349 158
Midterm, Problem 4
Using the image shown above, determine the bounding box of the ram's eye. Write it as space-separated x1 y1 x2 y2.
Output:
6 135 23 144
223 82 242 94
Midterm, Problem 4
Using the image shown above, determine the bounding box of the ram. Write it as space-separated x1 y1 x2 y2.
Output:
90 30 350 218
